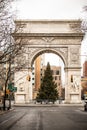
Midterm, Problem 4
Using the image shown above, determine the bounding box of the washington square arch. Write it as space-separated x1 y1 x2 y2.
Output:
13 20 84 104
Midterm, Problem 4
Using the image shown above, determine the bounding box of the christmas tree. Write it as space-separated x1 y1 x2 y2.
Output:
36 62 59 103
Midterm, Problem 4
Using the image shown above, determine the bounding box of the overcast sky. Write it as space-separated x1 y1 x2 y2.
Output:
14 0 87 19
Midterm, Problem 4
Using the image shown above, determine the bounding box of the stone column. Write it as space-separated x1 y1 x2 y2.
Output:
63 44 82 103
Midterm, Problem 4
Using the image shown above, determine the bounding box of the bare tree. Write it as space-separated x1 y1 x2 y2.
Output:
0 0 15 61
0 0 24 110
81 6 87 32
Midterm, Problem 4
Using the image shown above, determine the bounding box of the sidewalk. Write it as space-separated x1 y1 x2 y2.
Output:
14 102 84 107
0 110 6 115
0 108 14 115
0 103 84 115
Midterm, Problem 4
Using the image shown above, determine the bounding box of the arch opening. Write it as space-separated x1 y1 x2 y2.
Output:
31 51 65 100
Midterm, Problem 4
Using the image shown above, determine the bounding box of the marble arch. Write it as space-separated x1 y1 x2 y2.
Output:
13 20 84 104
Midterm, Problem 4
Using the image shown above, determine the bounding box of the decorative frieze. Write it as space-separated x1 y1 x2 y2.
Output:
19 37 82 46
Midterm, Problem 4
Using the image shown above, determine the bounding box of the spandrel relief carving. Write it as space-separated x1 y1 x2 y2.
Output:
59 48 68 57
55 48 68 65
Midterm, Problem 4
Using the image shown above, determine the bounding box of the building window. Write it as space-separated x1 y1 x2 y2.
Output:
55 76 57 80
51 70 54 75
56 70 59 75
58 83 60 86
59 76 61 80
32 72 34 75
